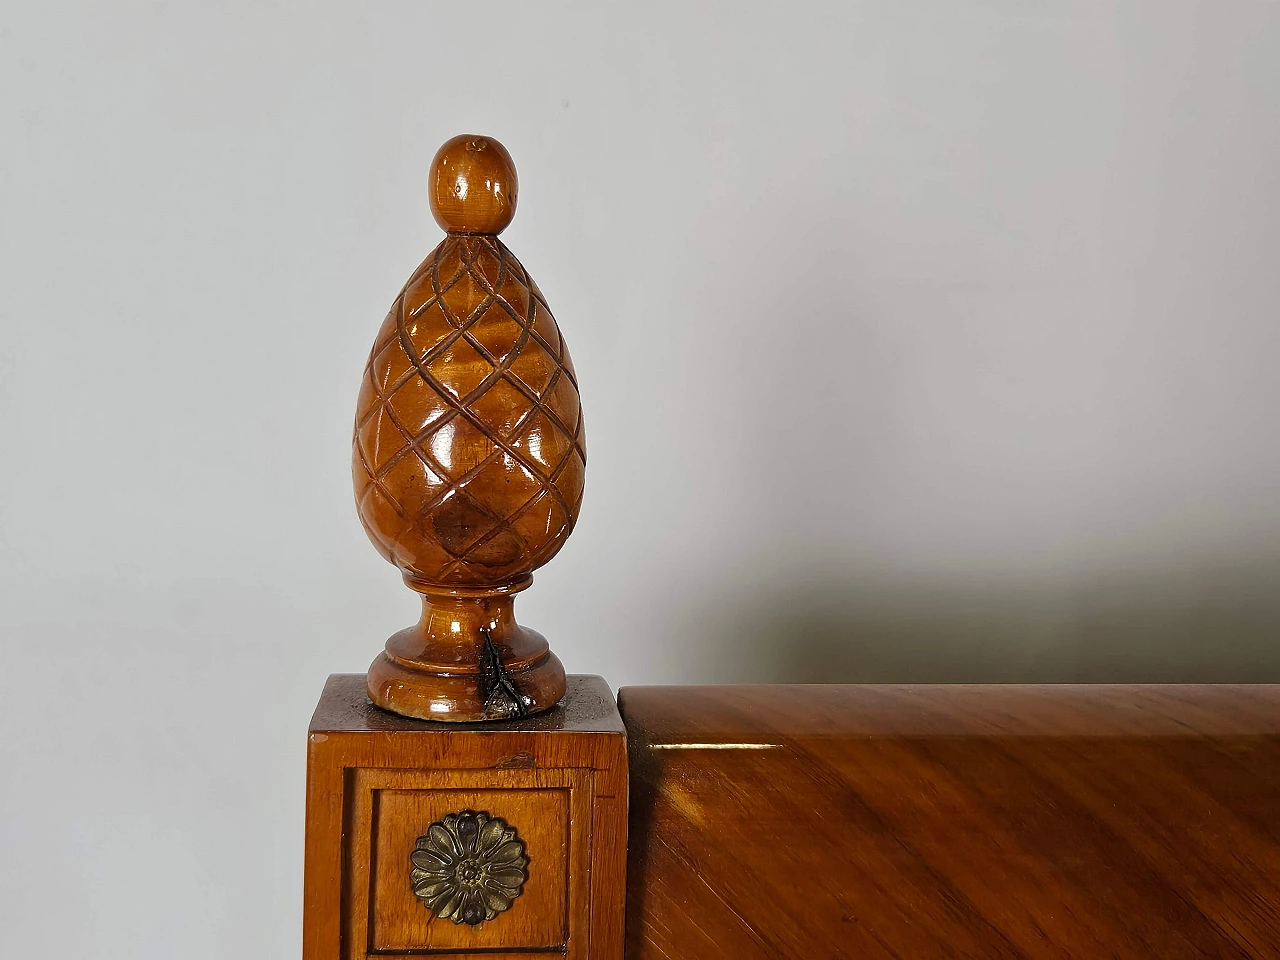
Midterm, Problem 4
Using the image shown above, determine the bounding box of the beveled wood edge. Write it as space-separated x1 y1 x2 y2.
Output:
617 683 1280 739
312 674 625 736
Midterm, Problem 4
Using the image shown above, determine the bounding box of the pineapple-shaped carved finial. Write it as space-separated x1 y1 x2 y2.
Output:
354 135 583 722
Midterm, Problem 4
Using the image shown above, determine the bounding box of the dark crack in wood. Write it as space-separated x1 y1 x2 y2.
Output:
479 627 534 720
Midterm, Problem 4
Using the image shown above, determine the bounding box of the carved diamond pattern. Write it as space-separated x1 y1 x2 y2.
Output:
353 236 585 585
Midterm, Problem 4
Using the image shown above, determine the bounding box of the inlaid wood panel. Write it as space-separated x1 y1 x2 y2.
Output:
351 771 586 954
621 684 1280 960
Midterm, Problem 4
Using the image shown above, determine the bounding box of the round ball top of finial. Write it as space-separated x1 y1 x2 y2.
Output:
429 135 519 235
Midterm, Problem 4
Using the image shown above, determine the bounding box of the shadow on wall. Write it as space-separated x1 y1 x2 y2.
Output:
678 545 1280 683
656 198 1280 685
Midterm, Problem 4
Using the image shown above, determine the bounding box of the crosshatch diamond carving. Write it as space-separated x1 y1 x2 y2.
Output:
353 234 586 587
358 134 578 723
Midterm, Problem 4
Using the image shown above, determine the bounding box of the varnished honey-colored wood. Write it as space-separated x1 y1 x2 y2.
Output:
429 134 518 235
358 771 579 953
366 580 567 723
353 134 584 722
621 684 1280 960
303 674 626 960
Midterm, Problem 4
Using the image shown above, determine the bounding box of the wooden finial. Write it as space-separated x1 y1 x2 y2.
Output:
354 134 584 721
428 134 519 235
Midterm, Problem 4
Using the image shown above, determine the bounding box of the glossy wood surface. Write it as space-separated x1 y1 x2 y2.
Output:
621 684 1280 959
353 135 584 721
356 769 578 954
428 134 518 235
303 674 627 960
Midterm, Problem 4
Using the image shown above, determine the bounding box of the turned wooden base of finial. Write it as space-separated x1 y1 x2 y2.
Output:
366 575 567 722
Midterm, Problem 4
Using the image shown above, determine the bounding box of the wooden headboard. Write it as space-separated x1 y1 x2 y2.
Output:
620 684 1280 959
303 677 1280 959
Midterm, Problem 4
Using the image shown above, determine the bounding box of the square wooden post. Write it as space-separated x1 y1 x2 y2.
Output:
303 674 627 960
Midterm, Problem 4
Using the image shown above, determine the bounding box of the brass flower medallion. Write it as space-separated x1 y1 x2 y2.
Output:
409 810 528 925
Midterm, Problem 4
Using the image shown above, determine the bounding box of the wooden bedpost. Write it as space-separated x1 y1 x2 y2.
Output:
304 137 623 960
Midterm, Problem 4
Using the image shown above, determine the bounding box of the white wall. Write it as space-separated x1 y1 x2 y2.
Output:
2 1 1278 955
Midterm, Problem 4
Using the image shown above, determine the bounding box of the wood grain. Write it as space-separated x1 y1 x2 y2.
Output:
353 134 584 721
620 684 1280 960
303 674 626 960
357 771 579 952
